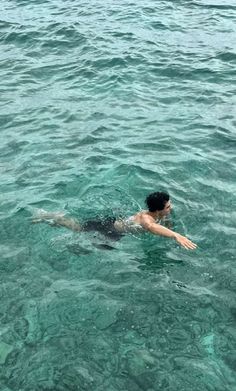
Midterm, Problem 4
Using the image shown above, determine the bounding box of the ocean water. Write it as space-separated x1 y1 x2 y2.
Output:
0 0 236 389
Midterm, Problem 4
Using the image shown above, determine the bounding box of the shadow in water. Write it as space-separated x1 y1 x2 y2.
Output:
66 241 116 256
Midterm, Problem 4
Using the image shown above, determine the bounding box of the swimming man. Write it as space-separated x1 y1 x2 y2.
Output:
32 192 197 250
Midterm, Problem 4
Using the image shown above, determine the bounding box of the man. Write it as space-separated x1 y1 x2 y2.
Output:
32 191 197 250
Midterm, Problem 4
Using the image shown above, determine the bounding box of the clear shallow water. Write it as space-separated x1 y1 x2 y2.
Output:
0 0 236 389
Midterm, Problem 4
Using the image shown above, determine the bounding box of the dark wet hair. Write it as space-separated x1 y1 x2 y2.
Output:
145 192 170 212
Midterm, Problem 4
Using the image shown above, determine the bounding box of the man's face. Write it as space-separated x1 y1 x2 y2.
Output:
161 200 172 216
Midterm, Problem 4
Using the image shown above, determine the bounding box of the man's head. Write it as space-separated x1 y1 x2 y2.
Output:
145 191 171 216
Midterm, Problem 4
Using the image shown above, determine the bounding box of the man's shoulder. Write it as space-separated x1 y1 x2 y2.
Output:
139 213 155 224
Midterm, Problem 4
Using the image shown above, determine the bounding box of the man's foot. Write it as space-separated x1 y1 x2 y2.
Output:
31 209 65 223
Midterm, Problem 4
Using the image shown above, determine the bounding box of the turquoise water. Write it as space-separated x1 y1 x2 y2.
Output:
0 0 236 389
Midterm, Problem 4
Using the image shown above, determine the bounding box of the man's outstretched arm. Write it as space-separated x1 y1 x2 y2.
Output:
141 220 197 250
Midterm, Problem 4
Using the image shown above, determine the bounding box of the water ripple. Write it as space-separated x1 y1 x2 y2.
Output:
0 0 236 389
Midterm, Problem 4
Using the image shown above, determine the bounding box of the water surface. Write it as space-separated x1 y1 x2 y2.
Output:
0 0 236 389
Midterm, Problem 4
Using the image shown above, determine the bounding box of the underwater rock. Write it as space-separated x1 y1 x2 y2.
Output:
95 303 119 330
126 348 155 376
0 341 13 364
25 300 42 344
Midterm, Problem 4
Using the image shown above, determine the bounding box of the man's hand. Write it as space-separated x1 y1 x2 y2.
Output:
174 233 197 250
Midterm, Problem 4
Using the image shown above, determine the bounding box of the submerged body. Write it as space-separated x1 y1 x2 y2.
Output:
32 191 197 250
